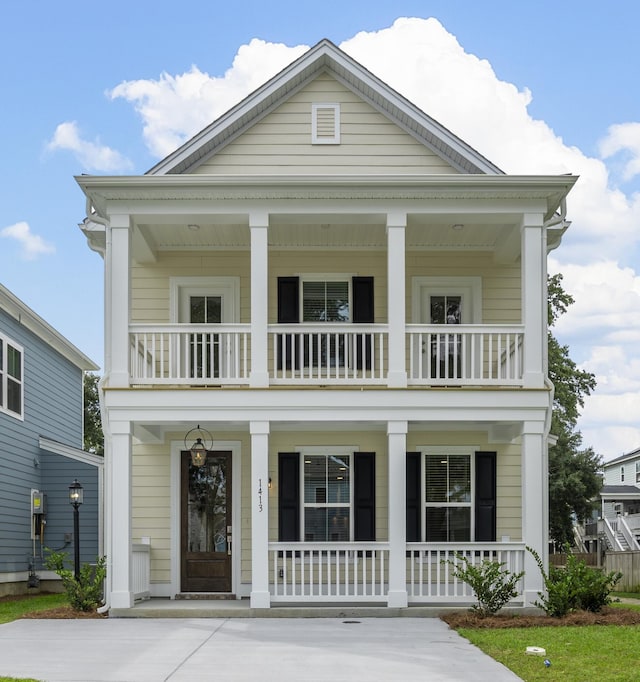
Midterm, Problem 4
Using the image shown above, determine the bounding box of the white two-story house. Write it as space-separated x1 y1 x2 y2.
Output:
77 39 577 613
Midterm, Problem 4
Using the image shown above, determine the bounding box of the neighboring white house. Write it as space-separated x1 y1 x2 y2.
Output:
77 39 577 612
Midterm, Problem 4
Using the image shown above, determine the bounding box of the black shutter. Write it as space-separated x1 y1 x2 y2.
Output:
354 452 376 541
352 276 374 370
278 452 300 541
406 452 421 542
277 277 299 370
475 451 497 541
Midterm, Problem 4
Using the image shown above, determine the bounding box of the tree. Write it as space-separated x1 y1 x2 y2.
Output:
547 274 602 546
83 372 104 455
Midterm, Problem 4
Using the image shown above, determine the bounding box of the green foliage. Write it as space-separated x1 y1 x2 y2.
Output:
83 372 104 455
527 546 621 617
44 550 106 612
547 274 602 546
444 554 524 616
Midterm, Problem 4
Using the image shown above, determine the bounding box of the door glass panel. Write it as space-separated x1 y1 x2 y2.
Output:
190 296 222 378
187 454 228 554
430 295 461 378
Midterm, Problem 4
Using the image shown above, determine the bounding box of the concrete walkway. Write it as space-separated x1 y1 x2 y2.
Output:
0 617 523 682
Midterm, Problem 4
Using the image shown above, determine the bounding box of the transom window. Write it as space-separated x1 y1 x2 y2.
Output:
0 334 23 418
303 452 352 541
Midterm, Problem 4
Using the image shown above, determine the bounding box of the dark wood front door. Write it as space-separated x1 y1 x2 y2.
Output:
181 450 232 592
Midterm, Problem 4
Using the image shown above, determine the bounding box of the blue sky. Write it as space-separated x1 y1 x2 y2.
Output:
1 1 639 461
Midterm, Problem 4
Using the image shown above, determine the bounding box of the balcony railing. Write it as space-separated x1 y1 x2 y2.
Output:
407 325 524 385
269 324 387 384
130 324 251 384
128 323 525 387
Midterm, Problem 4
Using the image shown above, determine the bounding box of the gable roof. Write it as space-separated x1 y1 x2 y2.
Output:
604 448 640 468
148 39 503 177
0 284 98 371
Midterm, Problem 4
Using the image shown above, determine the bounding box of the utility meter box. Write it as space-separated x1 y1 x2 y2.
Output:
31 489 46 515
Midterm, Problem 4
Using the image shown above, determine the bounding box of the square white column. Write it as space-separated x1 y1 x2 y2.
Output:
107 214 131 388
521 426 547 606
386 214 407 388
387 420 408 607
250 213 269 387
109 421 133 609
521 215 545 388
250 421 271 608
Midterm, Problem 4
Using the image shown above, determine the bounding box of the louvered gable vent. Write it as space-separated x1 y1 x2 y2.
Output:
312 103 340 144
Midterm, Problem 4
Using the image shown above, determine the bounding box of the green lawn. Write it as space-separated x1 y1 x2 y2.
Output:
461 623 640 681
0 593 67 625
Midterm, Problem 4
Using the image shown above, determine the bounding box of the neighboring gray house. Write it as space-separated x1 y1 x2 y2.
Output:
0 284 102 596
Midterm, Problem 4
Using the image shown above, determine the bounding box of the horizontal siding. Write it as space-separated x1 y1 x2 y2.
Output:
0 309 88 577
194 73 457 176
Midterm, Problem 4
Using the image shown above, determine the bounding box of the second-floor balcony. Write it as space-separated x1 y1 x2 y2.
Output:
129 323 524 387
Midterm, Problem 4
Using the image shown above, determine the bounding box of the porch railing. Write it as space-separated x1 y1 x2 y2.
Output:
129 324 251 384
407 325 524 385
269 325 388 384
406 543 526 603
269 542 389 601
132 543 151 602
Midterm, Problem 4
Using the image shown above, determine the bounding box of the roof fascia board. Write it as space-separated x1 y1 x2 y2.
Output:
39 436 104 467
0 284 99 371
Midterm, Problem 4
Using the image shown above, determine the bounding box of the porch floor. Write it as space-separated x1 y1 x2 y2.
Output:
110 598 471 619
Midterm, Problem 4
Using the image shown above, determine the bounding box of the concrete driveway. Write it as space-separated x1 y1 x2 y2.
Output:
0 617 522 682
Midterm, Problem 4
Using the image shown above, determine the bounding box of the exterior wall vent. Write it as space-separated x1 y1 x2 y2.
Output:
312 103 340 144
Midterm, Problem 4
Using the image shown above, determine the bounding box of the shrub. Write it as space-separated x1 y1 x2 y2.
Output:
527 545 622 617
44 550 107 612
444 553 524 616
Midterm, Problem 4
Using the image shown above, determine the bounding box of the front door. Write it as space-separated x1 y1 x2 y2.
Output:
181 450 232 592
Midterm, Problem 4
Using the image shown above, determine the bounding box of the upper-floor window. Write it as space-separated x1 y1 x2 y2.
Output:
0 334 23 418
636 461 640 484
621 466 625 483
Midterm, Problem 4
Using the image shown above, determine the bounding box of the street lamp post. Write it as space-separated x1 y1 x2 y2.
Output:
68 479 84 581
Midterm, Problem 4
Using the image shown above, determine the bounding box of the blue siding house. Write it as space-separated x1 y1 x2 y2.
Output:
0 284 101 596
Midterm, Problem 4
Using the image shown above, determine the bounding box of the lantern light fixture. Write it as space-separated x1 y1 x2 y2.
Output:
184 425 213 467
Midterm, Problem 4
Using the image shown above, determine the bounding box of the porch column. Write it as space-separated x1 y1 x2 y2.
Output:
521 214 545 388
250 212 269 387
387 420 408 607
387 213 407 388
109 420 133 609
107 213 130 388
521 423 548 606
250 420 270 608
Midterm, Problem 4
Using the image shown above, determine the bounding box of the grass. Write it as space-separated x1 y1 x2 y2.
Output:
461 623 640 681
0 593 67 625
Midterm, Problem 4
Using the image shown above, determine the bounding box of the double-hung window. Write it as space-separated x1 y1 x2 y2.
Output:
407 448 496 543
0 334 23 418
278 449 376 543
303 452 351 541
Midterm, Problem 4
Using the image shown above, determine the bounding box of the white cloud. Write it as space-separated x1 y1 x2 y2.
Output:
105 17 640 460
108 39 307 158
46 121 133 172
1 222 55 260
599 122 640 182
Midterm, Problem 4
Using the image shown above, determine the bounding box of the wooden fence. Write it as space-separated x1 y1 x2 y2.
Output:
605 551 640 591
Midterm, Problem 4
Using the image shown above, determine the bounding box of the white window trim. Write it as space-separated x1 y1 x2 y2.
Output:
412 277 482 324
418 445 477 542
0 332 24 420
621 466 625 483
170 276 240 323
296 445 358 541
312 103 340 144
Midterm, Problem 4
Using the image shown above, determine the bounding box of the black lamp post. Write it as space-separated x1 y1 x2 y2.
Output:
68 479 83 581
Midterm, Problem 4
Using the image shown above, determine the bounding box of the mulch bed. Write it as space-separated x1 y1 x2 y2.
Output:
442 606 640 629
20 605 107 619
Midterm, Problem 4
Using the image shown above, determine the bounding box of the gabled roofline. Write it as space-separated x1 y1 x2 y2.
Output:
604 448 640 468
0 284 98 371
147 38 503 177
